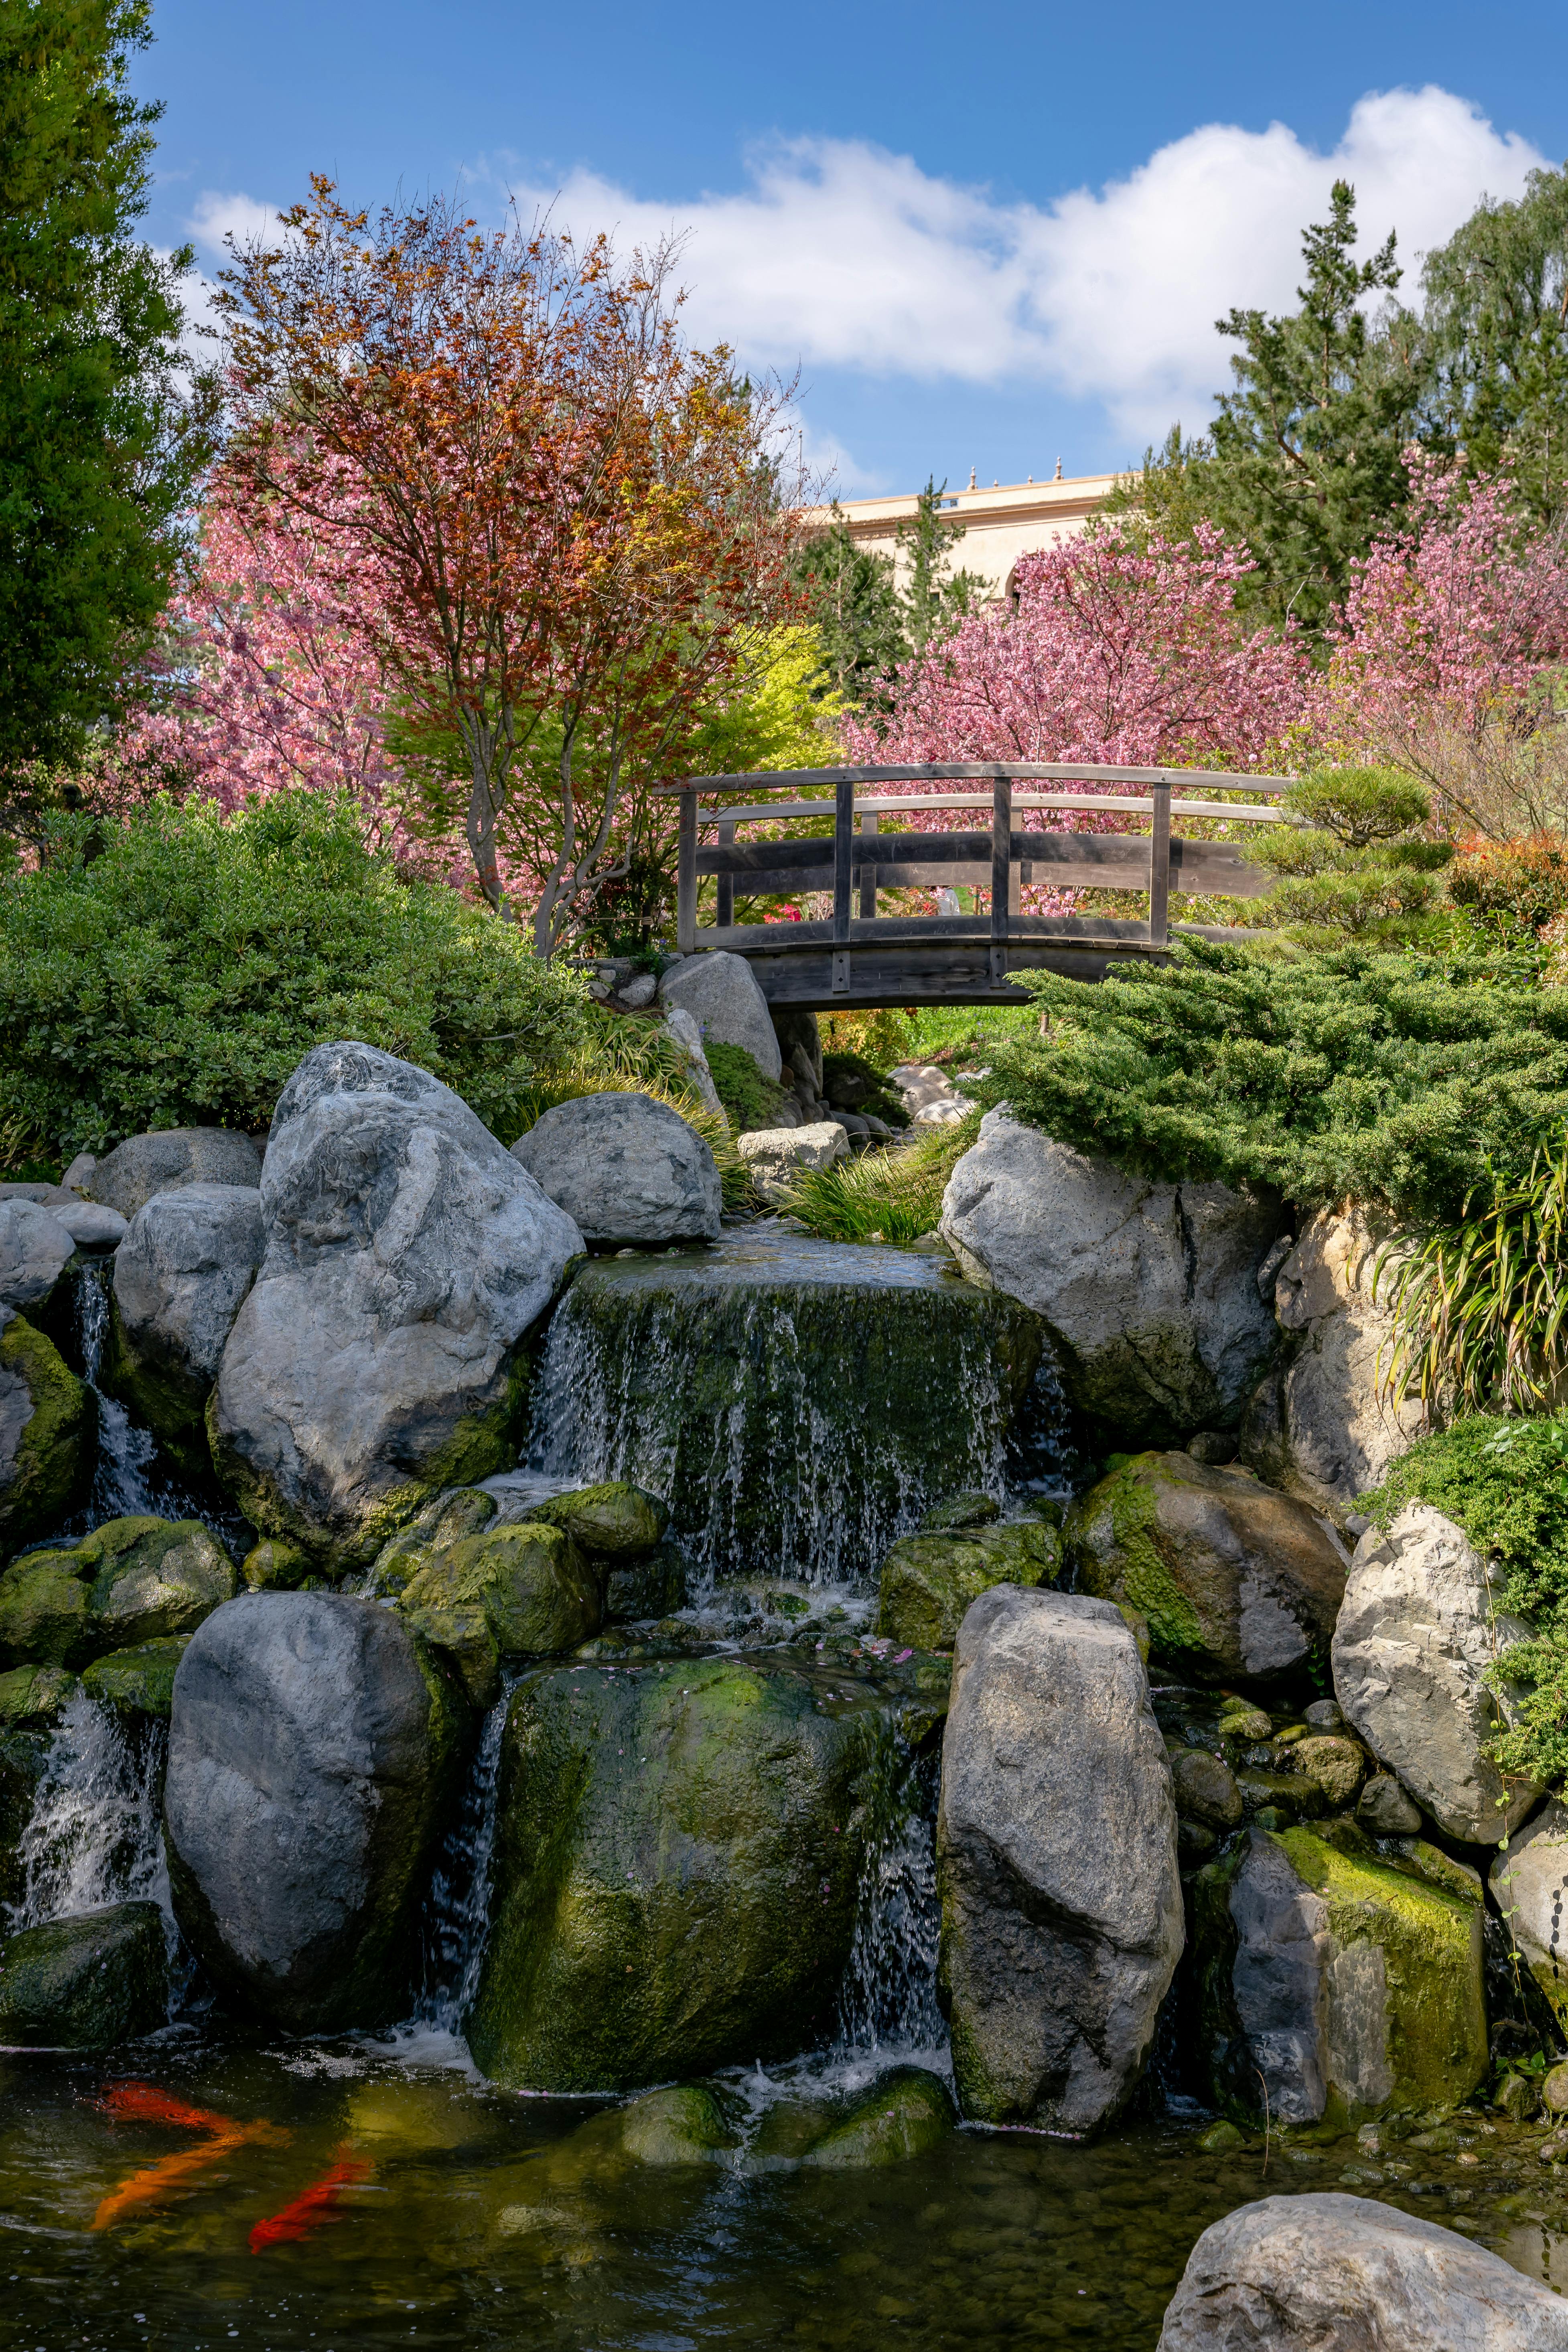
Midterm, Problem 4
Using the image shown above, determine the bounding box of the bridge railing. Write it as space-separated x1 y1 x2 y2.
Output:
654 763 1291 997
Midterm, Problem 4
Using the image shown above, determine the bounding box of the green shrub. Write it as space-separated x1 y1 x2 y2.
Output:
0 791 590 1157
780 1115 980 1244
703 1040 785 1133
979 936 1568 1227
1362 1416 1568 1788
1248 766 1454 942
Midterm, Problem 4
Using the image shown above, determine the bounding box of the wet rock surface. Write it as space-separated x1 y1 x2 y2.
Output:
937 1585 1183 2131
512 1093 721 1246
209 1042 582 1571
939 1112 1280 1446
1158 2190 1568 2350
1067 1450 1350 1687
0 1309 91 1561
1332 1503 1539 1845
877 1516 1060 1652
1193 1824 1488 2127
163 1591 467 2032
469 1651 896 2091
0 1900 167 2048
396 1520 602 1658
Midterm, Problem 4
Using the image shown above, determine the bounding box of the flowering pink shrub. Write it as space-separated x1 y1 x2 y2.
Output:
843 521 1308 911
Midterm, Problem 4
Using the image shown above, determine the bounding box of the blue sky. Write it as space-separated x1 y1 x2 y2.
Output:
135 0 1568 498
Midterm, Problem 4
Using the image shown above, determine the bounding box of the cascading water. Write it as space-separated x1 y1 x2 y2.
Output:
524 1231 1044 1588
412 1689 510 2035
834 1738 944 2061
6 1689 168 1933
73 1262 160 1521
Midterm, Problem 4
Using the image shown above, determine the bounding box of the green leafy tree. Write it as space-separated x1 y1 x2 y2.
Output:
896 477 986 653
1421 164 1568 524
789 502 907 709
1118 184 1435 640
0 1 211 787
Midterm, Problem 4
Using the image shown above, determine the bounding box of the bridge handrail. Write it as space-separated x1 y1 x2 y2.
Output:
665 761 1291 986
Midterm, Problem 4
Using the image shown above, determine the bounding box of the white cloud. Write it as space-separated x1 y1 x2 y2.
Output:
485 85 1545 440
187 191 285 257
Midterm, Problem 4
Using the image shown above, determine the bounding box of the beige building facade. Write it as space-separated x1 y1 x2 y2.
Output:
805 469 1119 601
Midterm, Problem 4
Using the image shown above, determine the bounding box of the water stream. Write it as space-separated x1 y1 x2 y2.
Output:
5 1690 168 1934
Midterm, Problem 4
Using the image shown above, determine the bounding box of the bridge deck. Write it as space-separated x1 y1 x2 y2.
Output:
656 763 1289 1007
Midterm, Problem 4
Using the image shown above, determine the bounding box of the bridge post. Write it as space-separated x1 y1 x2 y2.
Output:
1149 781 1171 949
677 789 698 953
832 775 854 994
716 817 735 929
990 775 1011 986
858 809 878 918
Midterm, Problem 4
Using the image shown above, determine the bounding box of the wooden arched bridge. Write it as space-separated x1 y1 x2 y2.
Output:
655 763 1289 1008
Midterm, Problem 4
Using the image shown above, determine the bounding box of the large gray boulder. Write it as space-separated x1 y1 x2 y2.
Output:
511 1093 720 1246
1491 1799 1568 2032
1241 1207 1425 1520
936 1584 1182 2131
209 1043 583 1571
1158 2192 1568 2350
89 1126 262 1219
661 1008 725 1117
1331 1502 1538 1845
104 1183 264 1475
1193 1825 1487 2127
0 1200 75 1315
657 951 782 1081
1065 1451 1350 1687
939 1113 1280 1446
164 1592 467 2031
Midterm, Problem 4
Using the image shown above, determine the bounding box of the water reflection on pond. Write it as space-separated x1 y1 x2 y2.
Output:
5 2041 1567 2350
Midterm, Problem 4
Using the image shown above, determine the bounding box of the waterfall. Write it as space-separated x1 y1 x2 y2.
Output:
524 1234 1043 1588
834 1739 944 2060
412 1690 510 2033
6 1690 169 1933
74 1262 160 1521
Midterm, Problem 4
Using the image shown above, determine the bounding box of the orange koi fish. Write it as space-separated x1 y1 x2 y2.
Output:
249 2146 371 2252
91 2081 288 2232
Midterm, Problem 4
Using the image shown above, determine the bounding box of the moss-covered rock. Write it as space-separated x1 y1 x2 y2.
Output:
1171 1747 1244 1831
239 1537 315 1590
397 1521 600 1658
878 1519 1061 1652
799 2066 956 2167
0 1545 93 1667
1065 1451 1349 1687
617 2083 742 2164
1193 1824 1488 2129
402 1606 501 1710
1293 1734 1368 1811
0 1900 168 2048
520 1481 669 1558
467 1653 893 2092
79 1517 236 1649
0 1311 91 1564
366 1486 500 1598
920 1492 1001 1534
82 1636 189 1720
604 1539 687 1623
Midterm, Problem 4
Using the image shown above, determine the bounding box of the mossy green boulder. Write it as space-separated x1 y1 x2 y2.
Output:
402 1605 500 1709
0 1900 168 2048
1065 1451 1349 1687
617 2083 742 2165
240 1537 315 1590
83 1636 189 1720
519 1481 669 1558
468 1653 893 2091
878 1518 1060 1652
1193 1823 1487 2129
0 1517 235 1670
0 1311 91 1564
397 1521 600 1658
367 1486 499 1598
799 2066 956 2167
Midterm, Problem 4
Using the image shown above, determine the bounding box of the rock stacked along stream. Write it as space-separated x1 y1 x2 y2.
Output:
2 1023 1568 2350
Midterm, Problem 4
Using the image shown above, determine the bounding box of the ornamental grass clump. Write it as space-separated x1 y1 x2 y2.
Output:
777 1114 980 1245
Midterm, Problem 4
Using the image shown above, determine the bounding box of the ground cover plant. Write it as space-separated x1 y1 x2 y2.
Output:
0 789 590 1159
777 1114 979 1244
